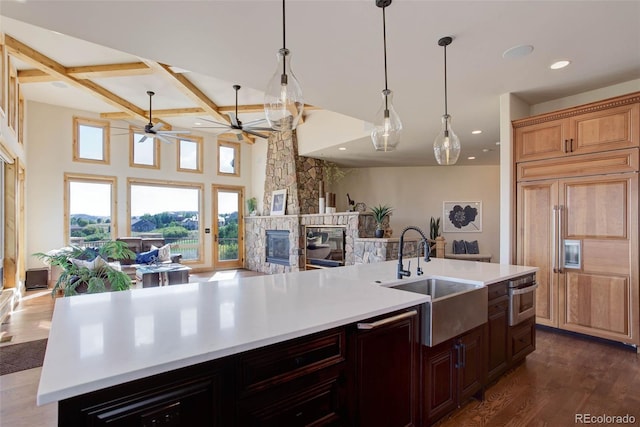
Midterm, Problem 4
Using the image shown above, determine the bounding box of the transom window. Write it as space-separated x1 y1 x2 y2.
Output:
217 140 240 176
128 179 203 262
178 136 203 173
130 128 160 169
73 117 110 164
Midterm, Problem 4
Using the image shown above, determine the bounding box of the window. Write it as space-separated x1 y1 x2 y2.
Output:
178 136 203 173
128 178 203 262
130 128 160 169
65 173 117 245
217 140 240 177
73 117 110 164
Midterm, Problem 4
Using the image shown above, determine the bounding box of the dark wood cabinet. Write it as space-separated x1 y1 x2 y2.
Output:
509 316 536 364
423 325 485 426
58 360 229 427
486 281 509 384
348 308 421 427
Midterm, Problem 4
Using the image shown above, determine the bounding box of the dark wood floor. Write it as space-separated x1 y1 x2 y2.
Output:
1 273 639 426
437 328 640 426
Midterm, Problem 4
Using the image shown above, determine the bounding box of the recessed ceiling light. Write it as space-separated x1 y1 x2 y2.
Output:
502 44 534 59
471 130 482 135
51 81 67 88
550 60 571 70
194 122 202 126
338 147 347 151
482 148 491 153
467 156 476 160
495 142 501 145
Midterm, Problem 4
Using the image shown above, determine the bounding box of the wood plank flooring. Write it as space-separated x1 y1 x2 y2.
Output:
1 270 639 427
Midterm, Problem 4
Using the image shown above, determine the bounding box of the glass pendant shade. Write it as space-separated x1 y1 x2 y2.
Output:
371 89 402 152
264 48 304 131
433 114 460 165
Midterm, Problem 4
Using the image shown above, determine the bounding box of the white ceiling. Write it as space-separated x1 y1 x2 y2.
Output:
2 0 639 167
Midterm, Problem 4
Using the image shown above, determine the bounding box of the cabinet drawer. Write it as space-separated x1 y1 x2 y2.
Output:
488 297 509 315
238 375 343 427
509 317 536 363
238 329 346 394
487 281 508 301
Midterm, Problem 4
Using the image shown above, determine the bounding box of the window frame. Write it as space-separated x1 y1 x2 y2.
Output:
72 117 111 164
127 177 204 264
177 135 203 173
217 139 241 177
64 173 118 245
129 126 160 169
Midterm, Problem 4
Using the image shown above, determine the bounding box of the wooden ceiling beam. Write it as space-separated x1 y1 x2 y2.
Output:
17 69 53 83
4 35 150 123
67 62 152 79
101 107 206 120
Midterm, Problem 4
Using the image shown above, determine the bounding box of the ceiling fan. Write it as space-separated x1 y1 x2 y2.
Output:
195 85 274 141
123 91 191 144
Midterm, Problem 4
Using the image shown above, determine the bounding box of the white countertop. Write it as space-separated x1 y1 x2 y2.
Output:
37 257 537 405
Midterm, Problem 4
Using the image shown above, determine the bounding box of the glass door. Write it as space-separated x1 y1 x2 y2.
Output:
212 185 244 269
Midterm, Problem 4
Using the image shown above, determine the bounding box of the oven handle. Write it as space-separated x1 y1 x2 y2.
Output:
510 283 538 296
357 310 417 330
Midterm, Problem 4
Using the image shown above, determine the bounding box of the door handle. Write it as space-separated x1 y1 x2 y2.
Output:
357 310 417 330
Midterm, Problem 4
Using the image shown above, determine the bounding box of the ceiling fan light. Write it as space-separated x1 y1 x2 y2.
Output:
264 48 304 131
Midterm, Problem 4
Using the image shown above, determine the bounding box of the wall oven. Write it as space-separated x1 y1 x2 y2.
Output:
508 274 538 326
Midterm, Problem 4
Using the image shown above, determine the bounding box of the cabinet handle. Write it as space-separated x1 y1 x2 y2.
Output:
563 139 568 153
357 310 417 330
569 138 574 152
454 343 462 368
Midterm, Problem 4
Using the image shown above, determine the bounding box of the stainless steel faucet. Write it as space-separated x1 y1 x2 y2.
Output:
397 226 431 279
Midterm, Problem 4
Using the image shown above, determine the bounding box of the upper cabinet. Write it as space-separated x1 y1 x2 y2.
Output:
514 93 640 163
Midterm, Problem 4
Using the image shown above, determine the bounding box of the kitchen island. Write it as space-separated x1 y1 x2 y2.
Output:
38 257 537 426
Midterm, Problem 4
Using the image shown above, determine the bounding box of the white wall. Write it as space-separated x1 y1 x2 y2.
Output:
25 101 253 270
331 165 501 261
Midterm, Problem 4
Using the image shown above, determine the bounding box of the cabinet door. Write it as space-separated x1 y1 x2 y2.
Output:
569 103 639 155
487 296 509 384
457 326 485 403
517 180 559 327
515 118 568 162
350 308 420 427
422 340 457 426
558 174 639 344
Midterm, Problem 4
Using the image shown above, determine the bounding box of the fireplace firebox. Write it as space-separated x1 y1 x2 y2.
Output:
266 230 290 266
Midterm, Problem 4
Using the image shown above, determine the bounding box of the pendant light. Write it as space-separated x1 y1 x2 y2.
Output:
433 36 461 165
264 0 304 131
371 0 402 152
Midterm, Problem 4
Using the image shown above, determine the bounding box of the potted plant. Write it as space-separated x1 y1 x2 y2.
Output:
370 204 393 238
430 216 441 255
34 240 135 297
247 197 258 216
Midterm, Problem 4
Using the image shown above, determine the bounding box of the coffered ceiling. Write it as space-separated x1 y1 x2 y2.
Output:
1 1 639 167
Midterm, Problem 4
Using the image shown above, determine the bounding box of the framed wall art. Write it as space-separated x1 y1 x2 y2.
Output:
270 189 287 215
443 201 482 232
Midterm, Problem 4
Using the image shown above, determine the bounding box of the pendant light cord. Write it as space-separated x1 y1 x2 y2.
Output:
382 6 389 111
443 43 448 116
282 0 287 77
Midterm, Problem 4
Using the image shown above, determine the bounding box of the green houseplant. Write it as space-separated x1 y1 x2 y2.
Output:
430 216 441 255
370 204 393 238
247 197 258 216
34 240 135 297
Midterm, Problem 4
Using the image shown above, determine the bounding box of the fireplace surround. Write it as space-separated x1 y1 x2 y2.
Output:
265 230 290 266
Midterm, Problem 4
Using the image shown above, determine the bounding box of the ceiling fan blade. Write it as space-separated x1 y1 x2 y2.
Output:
157 130 189 135
227 112 239 127
242 129 270 139
241 118 268 127
194 125 232 129
197 117 230 126
246 126 275 132
151 122 164 132
138 135 148 143
157 134 174 144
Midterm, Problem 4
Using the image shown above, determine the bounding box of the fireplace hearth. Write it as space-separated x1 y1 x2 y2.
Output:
266 230 290 266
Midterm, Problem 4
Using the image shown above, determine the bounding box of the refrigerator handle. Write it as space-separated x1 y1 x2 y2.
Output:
558 205 564 273
552 205 558 273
